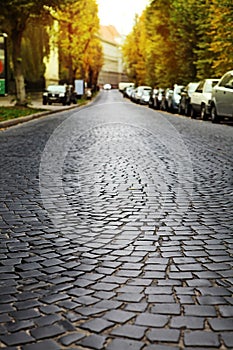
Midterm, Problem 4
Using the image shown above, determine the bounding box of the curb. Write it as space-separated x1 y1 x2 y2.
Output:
0 103 80 129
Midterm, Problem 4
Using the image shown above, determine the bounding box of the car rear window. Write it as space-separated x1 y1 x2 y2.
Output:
48 85 66 93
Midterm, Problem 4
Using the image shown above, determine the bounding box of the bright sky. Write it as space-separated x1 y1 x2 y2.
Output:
97 0 150 35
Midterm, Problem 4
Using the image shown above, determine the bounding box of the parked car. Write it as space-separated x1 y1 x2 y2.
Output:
178 82 199 116
69 85 78 104
148 88 158 108
42 85 72 105
166 84 184 113
118 82 134 92
210 70 233 123
159 88 173 111
148 88 165 109
123 86 134 99
130 88 137 102
133 86 152 104
139 89 151 104
190 78 219 119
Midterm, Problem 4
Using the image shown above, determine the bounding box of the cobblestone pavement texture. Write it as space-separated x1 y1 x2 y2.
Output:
0 90 232 349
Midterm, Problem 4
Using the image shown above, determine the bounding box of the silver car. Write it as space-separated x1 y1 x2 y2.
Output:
210 70 233 123
190 78 219 120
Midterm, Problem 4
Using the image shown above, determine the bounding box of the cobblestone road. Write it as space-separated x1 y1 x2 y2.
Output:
0 90 232 349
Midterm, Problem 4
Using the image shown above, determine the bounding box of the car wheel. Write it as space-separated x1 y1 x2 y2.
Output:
185 104 190 116
42 98 47 105
200 104 207 120
167 101 171 112
160 101 165 110
154 99 159 110
48 101 52 105
169 102 174 113
178 104 183 115
190 106 197 119
211 104 220 123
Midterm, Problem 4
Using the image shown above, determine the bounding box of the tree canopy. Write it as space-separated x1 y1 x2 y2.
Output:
122 0 233 87
57 0 103 86
0 0 72 104
208 0 233 76
0 0 102 104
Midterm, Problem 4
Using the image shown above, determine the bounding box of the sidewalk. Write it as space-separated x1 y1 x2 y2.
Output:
0 93 80 129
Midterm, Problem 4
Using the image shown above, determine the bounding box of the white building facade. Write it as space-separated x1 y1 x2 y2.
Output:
97 25 128 88
43 23 129 89
43 21 59 88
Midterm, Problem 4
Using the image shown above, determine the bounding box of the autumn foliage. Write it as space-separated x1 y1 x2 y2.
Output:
0 0 103 104
122 0 233 87
58 0 103 87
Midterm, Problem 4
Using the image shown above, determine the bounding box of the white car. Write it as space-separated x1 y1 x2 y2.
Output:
123 86 134 98
139 89 151 104
190 78 219 120
133 86 152 104
103 83 111 90
167 84 184 113
210 70 233 123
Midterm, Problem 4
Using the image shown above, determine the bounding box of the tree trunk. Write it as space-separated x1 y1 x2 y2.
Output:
68 53 74 85
12 28 27 105
88 68 93 88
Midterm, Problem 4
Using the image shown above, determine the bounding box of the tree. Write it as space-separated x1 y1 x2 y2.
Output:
122 14 148 86
208 0 233 76
192 1 215 79
57 0 102 87
0 0 73 105
21 16 51 88
168 0 198 83
82 37 103 88
145 0 176 87
122 0 232 87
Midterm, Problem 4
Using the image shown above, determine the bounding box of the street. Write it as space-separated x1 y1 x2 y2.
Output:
0 89 232 349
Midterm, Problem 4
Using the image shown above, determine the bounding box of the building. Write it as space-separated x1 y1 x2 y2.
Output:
97 25 129 88
43 23 129 89
43 21 59 88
